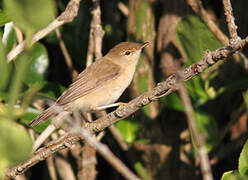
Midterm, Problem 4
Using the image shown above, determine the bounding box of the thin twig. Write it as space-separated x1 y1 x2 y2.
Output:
79 143 97 180
91 0 104 59
55 28 78 80
117 2 129 16
177 75 213 180
7 0 81 62
83 1 104 179
86 24 94 67
14 26 23 44
86 0 104 65
46 157 57 180
222 0 239 42
55 156 76 180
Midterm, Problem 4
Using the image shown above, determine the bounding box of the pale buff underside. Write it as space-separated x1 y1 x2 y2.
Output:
61 50 141 113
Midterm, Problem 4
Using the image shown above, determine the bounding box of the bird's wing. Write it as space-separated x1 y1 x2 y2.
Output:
56 59 121 105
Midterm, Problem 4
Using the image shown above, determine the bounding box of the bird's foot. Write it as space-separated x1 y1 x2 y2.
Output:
115 102 127 111
93 102 127 111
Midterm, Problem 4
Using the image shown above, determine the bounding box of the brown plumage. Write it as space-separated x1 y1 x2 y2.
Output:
29 41 149 126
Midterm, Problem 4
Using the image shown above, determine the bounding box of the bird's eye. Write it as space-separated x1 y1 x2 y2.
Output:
125 51 131 56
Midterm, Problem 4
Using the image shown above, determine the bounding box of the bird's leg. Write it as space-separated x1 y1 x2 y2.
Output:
93 102 127 111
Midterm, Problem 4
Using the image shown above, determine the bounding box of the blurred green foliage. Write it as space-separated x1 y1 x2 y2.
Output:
3 0 56 44
220 139 248 179
0 0 57 177
221 171 247 180
176 15 223 105
239 139 248 176
116 117 140 144
0 9 9 26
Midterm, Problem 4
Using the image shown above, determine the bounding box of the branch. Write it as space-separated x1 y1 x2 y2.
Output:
222 0 241 46
5 35 248 179
55 28 78 80
177 75 213 180
7 0 81 62
185 0 248 73
86 0 104 66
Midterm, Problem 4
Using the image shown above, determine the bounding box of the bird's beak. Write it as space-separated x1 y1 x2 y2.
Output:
140 42 149 49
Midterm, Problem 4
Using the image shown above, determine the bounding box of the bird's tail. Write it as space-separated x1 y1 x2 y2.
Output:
29 107 56 126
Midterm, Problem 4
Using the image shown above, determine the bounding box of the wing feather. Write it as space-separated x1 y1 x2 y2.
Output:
56 59 121 105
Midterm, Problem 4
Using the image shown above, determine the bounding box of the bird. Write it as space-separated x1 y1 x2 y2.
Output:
29 41 149 127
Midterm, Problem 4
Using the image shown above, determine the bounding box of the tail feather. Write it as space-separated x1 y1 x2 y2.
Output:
29 107 56 126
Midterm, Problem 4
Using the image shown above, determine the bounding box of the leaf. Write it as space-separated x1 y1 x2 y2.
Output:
134 161 150 180
8 52 32 112
37 82 66 100
0 92 8 101
244 91 248 113
185 76 209 106
0 31 11 91
221 170 247 180
176 15 223 106
193 111 218 152
137 59 151 116
2 22 17 52
3 0 56 43
116 117 140 144
134 0 151 39
239 139 248 176
21 81 46 110
0 9 10 27
0 119 32 178
160 92 184 111
23 43 49 85
176 15 222 65
20 108 50 133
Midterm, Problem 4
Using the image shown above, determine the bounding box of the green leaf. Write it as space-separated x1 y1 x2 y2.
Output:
22 43 49 85
116 117 140 144
176 15 222 65
0 9 10 27
8 52 32 114
134 0 152 40
221 170 247 180
239 139 248 176
185 76 209 106
2 22 17 52
244 91 248 113
0 119 32 178
0 31 11 91
137 59 151 116
0 92 8 101
176 15 223 106
4 0 56 43
20 108 50 133
134 161 150 180
37 82 66 100
160 92 184 111
193 111 218 152
21 81 46 110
